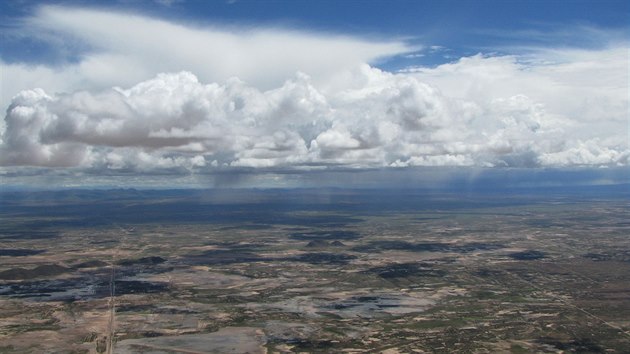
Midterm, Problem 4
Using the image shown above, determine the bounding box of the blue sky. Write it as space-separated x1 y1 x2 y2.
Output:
2 0 628 67
0 0 628 188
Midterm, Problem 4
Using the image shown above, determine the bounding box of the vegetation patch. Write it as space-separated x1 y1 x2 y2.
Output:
508 250 546 260
0 264 72 280
118 256 166 266
73 260 108 268
0 249 45 257
106 280 168 295
365 262 447 279
291 252 357 265
537 337 604 353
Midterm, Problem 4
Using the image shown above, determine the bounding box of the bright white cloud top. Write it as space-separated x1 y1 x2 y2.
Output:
1 5 628 175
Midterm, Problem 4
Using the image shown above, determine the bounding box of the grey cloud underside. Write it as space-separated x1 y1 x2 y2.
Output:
1 63 628 172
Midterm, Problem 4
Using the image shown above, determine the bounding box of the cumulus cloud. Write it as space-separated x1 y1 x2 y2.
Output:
1 55 627 172
1 6 627 174
0 5 409 115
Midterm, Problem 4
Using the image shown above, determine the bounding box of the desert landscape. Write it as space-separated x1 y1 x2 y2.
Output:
1 188 629 353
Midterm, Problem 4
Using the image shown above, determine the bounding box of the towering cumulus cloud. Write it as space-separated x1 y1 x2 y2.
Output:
1 60 627 172
0 6 627 174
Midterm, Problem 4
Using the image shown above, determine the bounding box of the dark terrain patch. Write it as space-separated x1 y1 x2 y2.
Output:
0 275 167 300
117 304 203 315
475 268 504 277
538 337 604 353
89 239 118 245
0 277 100 300
106 280 168 295
290 230 360 241
0 264 72 280
118 256 166 266
186 248 357 266
151 307 198 314
508 250 546 260
116 304 155 313
74 260 109 269
305 240 346 248
354 241 503 253
291 253 357 265
184 249 266 265
203 242 268 251
282 339 336 351
0 249 45 257
218 224 273 230
365 263 447 279
305 240 330 248
582 251 630 262
0 231 59 240
583 252 611 261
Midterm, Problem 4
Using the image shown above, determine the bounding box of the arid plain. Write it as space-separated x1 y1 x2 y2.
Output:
1 188 629 353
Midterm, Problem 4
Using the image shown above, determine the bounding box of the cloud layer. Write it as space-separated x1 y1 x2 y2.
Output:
1 5 408 114
2 56 627 172
1 6 627 175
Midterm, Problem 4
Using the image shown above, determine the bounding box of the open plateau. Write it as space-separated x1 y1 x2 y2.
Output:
0 187 629 353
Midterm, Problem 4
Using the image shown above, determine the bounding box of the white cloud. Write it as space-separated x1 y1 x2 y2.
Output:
407 48 628 126
2 51 627 172
154 0 184 7
0 5 408 115
1 6 627 174
538 139 629 167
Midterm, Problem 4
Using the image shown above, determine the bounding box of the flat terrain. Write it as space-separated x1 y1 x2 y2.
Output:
0 188 629 353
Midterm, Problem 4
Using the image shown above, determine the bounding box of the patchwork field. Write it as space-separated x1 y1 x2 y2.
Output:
1 188 629 353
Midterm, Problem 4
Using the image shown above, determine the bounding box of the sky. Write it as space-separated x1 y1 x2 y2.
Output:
0 0 628 189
